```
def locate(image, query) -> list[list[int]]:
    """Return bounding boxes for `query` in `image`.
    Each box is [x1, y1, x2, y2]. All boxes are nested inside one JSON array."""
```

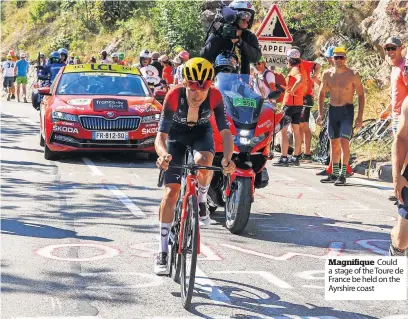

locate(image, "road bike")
[[157, 148, 227, 309]]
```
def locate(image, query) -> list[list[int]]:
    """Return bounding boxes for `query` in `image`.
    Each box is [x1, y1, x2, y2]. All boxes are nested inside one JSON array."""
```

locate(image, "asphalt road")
[[1, 98, 407, 319]]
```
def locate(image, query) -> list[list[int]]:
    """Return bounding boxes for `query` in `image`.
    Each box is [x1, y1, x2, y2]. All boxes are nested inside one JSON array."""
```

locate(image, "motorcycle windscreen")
[[214, 73, 263, 125]]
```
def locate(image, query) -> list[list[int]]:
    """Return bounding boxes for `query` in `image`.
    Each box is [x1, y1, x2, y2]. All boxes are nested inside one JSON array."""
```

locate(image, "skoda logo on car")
[[107, 112, 115, 118]]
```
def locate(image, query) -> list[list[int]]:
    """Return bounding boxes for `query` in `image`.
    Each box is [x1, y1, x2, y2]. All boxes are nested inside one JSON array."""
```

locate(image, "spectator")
[[159, 55, 173, 85], [14, 52, 30, 103], [172, 56, 182, 79], [100, 50, 110, 64], [89, 56, 97, 63], [252, 56, 276, 99], [151, 52, 163, 78], [174, 50, 189, 85], [2, 55, 16, 101]]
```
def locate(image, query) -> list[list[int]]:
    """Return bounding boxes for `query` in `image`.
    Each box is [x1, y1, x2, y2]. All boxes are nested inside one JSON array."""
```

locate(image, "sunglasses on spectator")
[[385, 46, 398, 51], [187, 80, 212, 91], [333, 56, 346, 60], [255, 62, 263, 66]]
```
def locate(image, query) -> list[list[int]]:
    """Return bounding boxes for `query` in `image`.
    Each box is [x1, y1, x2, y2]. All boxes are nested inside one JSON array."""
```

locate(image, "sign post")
[[255, 4, 293, 67]]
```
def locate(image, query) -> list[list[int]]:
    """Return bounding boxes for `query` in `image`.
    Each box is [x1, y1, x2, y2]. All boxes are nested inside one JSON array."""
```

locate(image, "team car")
[[38, 64, 162, 160]]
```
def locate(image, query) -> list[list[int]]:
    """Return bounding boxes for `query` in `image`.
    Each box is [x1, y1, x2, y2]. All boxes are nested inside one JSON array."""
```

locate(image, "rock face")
[[361, 0, 408, 46]]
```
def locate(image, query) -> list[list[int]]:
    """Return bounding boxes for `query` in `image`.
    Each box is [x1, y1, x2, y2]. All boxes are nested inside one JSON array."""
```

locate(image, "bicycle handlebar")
[[157, 163, 228, 188]]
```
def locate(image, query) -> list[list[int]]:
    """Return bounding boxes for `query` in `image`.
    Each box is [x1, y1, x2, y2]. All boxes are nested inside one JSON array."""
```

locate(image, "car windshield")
[[56, 72, 150, 96]]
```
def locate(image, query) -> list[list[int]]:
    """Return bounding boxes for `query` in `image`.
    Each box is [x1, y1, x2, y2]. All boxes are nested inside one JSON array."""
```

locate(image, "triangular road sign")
[[256, 4, 293, 43]]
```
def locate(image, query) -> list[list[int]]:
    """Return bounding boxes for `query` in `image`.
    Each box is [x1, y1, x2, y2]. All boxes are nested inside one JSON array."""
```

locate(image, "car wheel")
[[44, 144, 59, 161], [40, 131, 44, 147]]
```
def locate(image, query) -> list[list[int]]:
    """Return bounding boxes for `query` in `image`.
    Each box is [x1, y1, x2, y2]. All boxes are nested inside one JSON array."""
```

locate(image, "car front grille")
[[52, 133, 155, 149], [79, 116, 141, 131]]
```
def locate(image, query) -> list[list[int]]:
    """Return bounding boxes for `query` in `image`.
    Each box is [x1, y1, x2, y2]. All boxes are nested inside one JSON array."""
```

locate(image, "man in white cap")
[[317, 47, 365, 186]]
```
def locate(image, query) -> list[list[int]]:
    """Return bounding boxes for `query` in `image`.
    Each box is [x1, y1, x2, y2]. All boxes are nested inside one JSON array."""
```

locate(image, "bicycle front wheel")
[[180, 195, 199, 309]]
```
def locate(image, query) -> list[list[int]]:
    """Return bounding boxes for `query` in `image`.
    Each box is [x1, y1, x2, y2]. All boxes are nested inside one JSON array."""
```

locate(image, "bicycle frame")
[[178, 172, 200, 255]]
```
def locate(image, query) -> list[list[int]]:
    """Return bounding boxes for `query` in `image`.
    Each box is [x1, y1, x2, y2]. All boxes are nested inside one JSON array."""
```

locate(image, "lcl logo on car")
[[53, 126, 79, 134]]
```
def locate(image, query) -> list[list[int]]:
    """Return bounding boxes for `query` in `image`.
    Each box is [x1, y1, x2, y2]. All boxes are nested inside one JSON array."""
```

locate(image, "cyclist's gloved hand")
[[221, 157, 236, 175], [157, 154, 172, 171]]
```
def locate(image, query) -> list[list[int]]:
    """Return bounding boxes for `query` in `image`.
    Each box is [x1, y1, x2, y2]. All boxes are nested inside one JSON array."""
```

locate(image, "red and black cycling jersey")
[[158, 85, 229, 133]]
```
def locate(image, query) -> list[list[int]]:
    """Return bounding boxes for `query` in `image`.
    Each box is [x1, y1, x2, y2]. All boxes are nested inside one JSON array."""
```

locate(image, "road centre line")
[[105, 185, 145, 217], [82, 157, 104, 176], [195, 267, 231, 304]]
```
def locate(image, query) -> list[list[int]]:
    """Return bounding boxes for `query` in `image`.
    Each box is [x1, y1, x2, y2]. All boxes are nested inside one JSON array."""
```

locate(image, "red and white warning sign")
[[256, 4, 293, 42], [256, 4, 293, 66]]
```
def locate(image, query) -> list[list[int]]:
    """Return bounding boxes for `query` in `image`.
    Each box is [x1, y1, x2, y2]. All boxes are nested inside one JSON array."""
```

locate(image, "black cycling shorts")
[[284, 105, 302, 125], [300, 106, 311, 123], [164, 126, 215, 185], [328, 104, 354, 140], [397, 166, 408, 220]]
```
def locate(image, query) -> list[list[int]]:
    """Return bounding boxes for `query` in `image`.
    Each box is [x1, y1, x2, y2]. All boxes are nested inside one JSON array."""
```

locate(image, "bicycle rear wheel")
[[180, 194, 199, 309]]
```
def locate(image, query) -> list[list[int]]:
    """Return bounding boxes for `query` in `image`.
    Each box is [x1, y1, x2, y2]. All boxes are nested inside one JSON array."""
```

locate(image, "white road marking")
[[355, 239, 389, 255], [295, 270, 324, 280], [215, 271, 293, 289], [15, 317, 103, 319], [105, 185, 145, 217], [82, 157, 104, 176], [349, 177, 394, 190], [195, 267, 230, 304], [221, 242, 344, 261], [36, 243, 120, 262]]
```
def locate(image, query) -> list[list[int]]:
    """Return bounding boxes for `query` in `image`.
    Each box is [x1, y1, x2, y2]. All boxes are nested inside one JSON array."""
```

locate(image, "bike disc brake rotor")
[[226, 184, 238, 226]]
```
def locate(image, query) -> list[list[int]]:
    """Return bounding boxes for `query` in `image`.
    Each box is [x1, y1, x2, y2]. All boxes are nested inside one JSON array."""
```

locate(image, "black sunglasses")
[[255, 62, 263, 65], [385, 46, 398, 52], [333, 56, 345, 60]]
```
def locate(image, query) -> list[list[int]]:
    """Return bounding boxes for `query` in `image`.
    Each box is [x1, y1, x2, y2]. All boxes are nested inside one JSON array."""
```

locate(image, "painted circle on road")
[[344, 213, 396, 222], [36, 243, 120, 261]]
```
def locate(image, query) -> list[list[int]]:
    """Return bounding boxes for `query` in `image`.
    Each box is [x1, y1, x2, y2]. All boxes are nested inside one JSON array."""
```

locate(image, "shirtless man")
[[317, 47, 365, 186], [389, 96, 408, 256]]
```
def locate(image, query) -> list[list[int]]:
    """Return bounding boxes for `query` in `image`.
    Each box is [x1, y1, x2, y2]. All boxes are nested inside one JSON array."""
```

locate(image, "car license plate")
[[92, 132, 128, 140]]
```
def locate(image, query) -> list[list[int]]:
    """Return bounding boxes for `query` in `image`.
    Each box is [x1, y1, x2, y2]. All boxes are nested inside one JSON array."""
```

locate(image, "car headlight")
[[52, 111, 79, 122], [250, 132, 269, 147], [141, 114, 160, 123]]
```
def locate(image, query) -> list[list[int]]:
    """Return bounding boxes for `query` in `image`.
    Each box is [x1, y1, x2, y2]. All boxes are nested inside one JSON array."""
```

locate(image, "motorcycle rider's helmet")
[[214, 52, 239, 75], [50, 51, 60, 64], [178, 50, 190, 62], [229, 0, 255, 29], [139, 49, 151, 65], [58, 48, 68, 61], [183, 57, 214, 82]]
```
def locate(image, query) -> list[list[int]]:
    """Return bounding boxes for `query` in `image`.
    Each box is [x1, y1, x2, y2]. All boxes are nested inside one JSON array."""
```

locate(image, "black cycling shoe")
[[275, 156, 289, 167], [316, 169, 328, 176], [154, 252, 168, 275], [320, 175, 337, 183], [389, 243, 406, 256], [334, 176, 346, 186], [289, 155, 300, 166]]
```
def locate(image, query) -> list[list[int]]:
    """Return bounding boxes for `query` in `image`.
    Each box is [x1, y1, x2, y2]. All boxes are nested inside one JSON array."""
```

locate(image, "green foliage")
[[29, 0, 59, 23], [150, 0, 205, 55], [10, 0, 26, 9], [281, 1, 344, 34]]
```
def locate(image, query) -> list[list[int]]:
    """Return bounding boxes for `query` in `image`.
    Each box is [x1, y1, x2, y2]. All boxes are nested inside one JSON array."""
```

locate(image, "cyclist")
[[154, 58, 235, 275], [58, 48, 69, 65], [390, 96, 408, 256], [2, 55, 16, 101], [317, 47, 365, 186], [14, 52, 30, 103]]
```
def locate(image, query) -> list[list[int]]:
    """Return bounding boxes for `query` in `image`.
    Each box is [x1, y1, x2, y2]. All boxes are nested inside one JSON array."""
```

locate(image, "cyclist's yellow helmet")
[[183, 57, 214, 82]]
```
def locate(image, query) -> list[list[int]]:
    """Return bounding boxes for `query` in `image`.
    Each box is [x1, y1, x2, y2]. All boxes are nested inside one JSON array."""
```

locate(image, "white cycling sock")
[[198, 183, 210, 203], [158, 222, 171, 253]]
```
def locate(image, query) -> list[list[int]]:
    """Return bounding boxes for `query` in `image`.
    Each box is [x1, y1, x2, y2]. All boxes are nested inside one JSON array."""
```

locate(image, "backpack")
[[263, 69, 286, 103]]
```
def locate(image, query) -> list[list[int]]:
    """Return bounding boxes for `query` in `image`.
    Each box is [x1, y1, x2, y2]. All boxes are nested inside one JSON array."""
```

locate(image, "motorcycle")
[[32, 75, 51, 111], [209, 73, 290, 234]]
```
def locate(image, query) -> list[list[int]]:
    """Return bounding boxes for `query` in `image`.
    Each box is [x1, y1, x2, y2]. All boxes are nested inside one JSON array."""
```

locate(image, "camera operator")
[[200, 0, 261, 75]]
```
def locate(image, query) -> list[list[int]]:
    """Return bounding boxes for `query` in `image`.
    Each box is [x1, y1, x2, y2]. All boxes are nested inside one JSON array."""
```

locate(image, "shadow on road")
[[187, 277, 377, 318]]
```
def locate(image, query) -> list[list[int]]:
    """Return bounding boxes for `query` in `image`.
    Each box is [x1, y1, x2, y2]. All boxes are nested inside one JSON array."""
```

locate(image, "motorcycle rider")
[[58, 48, 69, 65], [45, 51, 66, 81], [201, 0, 261, 75], [154, 57, 235, 275], [135, 49, 152, 70]]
